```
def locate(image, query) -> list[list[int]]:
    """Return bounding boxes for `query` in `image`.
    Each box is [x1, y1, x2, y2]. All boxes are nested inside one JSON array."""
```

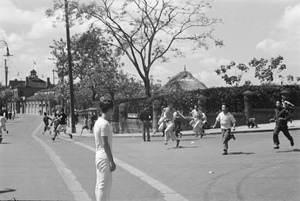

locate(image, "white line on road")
[[70, 140, 189, 201], [32, 124, 92, 201]]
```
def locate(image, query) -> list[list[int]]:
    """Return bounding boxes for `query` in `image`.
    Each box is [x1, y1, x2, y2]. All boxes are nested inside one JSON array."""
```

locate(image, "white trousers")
[[164, 120, 178, 143], [95, 158, 112, 201]]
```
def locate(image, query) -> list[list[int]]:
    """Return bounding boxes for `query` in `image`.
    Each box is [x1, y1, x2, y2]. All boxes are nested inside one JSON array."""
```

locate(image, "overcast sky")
[[0, 0, 299, 88]]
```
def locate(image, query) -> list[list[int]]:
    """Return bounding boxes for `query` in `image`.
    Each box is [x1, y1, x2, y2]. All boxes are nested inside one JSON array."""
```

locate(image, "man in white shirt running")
[[213, 103, 236, 155]]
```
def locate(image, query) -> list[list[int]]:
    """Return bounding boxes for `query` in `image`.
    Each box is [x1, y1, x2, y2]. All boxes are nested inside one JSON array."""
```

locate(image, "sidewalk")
[[71, 120, 300, 138]]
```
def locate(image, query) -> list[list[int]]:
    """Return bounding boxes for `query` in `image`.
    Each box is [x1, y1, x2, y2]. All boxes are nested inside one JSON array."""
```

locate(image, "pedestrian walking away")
[[161, 101, 185, 147], [270, 100, 295, 149], [94, 100, 116, 201], [139, 106, 153, 142], [52, 109, 72, 141], [213, 103, 236, 155], [42, 112, 52, 134]]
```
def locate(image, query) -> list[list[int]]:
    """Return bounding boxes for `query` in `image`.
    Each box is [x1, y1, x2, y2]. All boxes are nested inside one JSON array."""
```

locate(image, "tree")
[[215, 61, 249, 86], [49, 26, 144, 106], [249, 55, 286, 84], [47, 0, 223, 97]]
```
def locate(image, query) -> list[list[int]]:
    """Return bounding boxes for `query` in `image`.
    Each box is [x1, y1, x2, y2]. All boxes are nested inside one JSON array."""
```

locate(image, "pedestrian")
[[139, 106, 153, 142], [248, 118, 258, 128], [0, 112, 9, 143], [12, 110, 15, 120], [74, 112, 79, 125], [270, 100, 294, 149], [42, 112, 52, 134], [51, 113, 60, 138], [93, 100, 116, 201], [52, 109, 72, 141], [189, 105, 205, 138], [81, 115, 89, 135], [212, 103, 236, 155], [90, 112, 98, 133], [161, 101, 184, 147], [155, 105, 167, 137]]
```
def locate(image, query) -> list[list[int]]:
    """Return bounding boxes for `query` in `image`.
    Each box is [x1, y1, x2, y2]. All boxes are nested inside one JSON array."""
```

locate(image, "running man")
[[270, 100, 294, 149], [52, 109, 72, 141], [161, 101, 184, 147], [212, 103, 236, 155], [42, 112, 52, 134]]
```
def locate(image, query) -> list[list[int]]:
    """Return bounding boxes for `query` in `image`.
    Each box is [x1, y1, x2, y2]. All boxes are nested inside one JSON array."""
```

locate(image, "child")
[[94, 100, 116, 201]]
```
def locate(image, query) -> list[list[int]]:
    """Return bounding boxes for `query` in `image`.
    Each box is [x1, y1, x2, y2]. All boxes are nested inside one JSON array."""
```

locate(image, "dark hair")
[[100, 100, 114, 113], [221, 103, 228, 108], [44, 112, 47, 116]]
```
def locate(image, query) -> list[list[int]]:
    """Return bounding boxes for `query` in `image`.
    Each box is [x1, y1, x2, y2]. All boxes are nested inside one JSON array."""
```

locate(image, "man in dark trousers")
[[52, 108, 72, 141], [270, 100, 294, 149], [139, 106, 153, 142]]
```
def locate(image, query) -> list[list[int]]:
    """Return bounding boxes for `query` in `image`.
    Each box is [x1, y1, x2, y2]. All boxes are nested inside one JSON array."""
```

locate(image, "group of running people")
[[42, 108, 73, 141]]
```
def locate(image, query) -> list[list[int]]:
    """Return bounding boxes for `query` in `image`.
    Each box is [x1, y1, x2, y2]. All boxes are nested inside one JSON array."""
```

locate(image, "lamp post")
[[0, 40, 13, 87], [64, 0, 76, 133]]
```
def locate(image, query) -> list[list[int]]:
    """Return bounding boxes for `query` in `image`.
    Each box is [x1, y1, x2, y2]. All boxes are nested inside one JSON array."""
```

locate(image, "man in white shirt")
[[213, 104, 236, 155], [94, 100, 116, 201]]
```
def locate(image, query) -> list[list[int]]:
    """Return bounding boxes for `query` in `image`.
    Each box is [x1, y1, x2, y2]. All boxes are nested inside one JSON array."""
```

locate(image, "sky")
[[0, 0, 299, 88]]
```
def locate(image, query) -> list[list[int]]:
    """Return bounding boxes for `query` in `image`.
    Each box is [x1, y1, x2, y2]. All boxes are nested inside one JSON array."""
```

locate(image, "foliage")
[[49, 26, 144, 109], [47, 0, 223, 97], [215, 61, 249, 86], [123, 85, 300, 114], [249, 55, 286, 84]]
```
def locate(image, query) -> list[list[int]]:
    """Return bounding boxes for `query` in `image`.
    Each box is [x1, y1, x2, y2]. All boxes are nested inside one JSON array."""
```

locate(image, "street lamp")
[[0, 40, 13, 87]]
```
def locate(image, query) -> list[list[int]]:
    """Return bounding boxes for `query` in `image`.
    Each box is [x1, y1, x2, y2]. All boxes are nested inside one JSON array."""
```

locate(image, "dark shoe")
[[176, 139, 180, 147], [147, 139, 151, 142], [274, 146, 279, 149], [69, 134, 73, 139], [6, 130, 8, 134], [51, 137, 55, 141], [222, 151, 228, 155], [291, 140, 294, 146]]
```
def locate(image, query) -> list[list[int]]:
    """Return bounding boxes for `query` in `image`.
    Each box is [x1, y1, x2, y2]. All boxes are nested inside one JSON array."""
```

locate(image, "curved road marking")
[[32, 123, 92, 201], [70, 140, 189, 201]]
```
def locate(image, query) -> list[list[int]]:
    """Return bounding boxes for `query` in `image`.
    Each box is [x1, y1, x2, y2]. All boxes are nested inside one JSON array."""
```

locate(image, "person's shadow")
[[229, 152, 255, 155], [277, 148, 300, 153], [0, 188, 16, 194]]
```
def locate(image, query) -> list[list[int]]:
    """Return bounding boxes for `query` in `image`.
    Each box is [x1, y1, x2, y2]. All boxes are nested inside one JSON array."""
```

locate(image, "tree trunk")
[[144, 78, 151, 97]]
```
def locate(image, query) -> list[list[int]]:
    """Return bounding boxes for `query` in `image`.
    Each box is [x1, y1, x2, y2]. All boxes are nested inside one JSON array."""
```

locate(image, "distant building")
[[155, 70, 207, 95], [9, 69, 55, 114]]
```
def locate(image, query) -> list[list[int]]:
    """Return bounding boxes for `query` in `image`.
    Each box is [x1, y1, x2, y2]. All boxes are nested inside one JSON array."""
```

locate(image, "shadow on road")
[[0, 188, 16, 194], [0, 142, 11, 144], [168, 146, 199, 150], [229, 152, 255, 155], [276, 148, 300, 153]]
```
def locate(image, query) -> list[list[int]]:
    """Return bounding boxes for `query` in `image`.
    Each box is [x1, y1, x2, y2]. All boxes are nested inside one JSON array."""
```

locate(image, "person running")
[[0, 112, 8, 143], [42, 112, 52, 134], [51, 113, 60, 138], [94, 100, 116, 201], [52, 109, 72, 141], [161, 101, 184, 147], [81, 115, 89, 135], [189, 105, 205, 138], [139, 106, 153, 142], [212, 103, 236, 155], [270, 100, 294, 149]]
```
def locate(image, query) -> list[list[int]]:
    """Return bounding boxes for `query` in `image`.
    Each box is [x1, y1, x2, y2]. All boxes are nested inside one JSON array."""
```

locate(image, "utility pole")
[[64, 0, 76, 133]]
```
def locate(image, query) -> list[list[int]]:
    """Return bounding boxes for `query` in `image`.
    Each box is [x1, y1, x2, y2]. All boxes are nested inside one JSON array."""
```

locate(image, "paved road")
[[0, 115, 299, 201]]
